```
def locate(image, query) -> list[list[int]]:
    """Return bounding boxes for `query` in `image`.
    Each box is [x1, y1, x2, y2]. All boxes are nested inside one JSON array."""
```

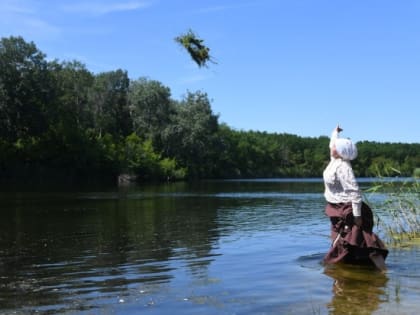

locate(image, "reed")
[[367, 170, 420, 247]]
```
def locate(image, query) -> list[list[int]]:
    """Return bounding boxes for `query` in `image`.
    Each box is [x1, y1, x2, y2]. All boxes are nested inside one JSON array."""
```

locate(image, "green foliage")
[[96, 133, 120, 170], [159, 158, 187, 181], [414, 168, 420, 178], [213, 127, 330, 178], [368, 175, 420, 247], [175, 29, 216, 68], [121, 133, 186, 181], [1, 35, 420, 184], [123, 134, 159, 177], [89, 69, 131, 137], [162, 91, 220, 178], [49, 60, 94, 132], [0, 36, 50, 141], [128, 77, 174, 150], [355, 141, 420, 177]]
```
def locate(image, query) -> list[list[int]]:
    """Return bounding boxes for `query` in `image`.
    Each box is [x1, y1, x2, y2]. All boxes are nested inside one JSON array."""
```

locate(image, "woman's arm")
[[329, 125, 342, 150], [337, 161, 362, 217]]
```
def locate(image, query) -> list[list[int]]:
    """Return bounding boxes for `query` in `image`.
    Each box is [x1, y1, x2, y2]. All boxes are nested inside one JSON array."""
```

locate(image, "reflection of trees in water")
[[0, 192, 221, 312], [0, 179, 332, 313], [324, 264, 389, 315]]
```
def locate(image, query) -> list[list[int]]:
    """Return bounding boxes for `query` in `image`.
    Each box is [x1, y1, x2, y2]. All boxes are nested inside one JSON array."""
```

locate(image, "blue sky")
[[1, 0, 419, 143]]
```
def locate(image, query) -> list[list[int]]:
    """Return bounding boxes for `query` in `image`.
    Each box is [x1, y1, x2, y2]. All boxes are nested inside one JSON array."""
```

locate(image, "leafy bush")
[[159, 158, 187, 181], [121, 133, 186, 181]]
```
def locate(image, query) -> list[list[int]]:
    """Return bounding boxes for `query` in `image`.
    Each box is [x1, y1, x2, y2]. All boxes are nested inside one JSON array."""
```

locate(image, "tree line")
[[1, 36, 419, 184]]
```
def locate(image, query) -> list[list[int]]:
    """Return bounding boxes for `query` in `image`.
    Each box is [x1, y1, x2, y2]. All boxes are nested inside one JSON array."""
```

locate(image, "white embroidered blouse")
[[323, 129, 362, 216]]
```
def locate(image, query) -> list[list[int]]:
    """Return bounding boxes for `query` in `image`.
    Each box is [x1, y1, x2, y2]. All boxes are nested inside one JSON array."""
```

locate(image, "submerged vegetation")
[[1, 35, 420, 184]]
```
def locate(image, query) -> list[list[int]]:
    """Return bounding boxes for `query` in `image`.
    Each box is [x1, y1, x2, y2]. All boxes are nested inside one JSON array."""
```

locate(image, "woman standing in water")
[[323, 125, 388, 270]]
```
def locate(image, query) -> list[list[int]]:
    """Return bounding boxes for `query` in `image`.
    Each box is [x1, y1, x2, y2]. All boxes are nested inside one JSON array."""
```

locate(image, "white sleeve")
[[329, 129, 339, 150], [337, 162, 362, 216], [352, 201, 362, 217]]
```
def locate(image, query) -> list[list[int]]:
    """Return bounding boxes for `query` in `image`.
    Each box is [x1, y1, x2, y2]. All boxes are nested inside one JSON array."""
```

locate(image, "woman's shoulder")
[[336, 159, 353, 170]]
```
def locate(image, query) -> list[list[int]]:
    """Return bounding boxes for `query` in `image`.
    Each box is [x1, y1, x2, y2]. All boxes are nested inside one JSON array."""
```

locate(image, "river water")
[[0, 179, 419, 314]]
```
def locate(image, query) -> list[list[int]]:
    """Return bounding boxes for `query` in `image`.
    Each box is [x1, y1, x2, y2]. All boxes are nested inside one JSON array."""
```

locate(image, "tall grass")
[[367, 170, 420, 247]]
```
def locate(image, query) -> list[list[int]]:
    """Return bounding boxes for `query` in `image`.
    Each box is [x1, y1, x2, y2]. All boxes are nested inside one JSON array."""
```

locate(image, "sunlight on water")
[[0, 179, 419, 314]]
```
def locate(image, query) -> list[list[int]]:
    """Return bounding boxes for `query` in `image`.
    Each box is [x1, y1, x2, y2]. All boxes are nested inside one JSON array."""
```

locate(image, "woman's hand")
[[354, 216, 363, 227]]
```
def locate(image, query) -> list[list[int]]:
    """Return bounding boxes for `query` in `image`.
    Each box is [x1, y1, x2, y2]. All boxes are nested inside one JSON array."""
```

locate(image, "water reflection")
[[0, 190, 223, 313], [1, 179, 419, 314], [324, 264, 388, 315]]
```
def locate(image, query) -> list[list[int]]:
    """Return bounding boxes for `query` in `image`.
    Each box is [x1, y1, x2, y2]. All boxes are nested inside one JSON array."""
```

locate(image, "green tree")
[[163, 91, 219, 178], [89, 70, 132, 138], [128, 78, 174, 149], [48, 60, 94, 132], [121, 133, 186, 181], [0, 36, 49, 142]]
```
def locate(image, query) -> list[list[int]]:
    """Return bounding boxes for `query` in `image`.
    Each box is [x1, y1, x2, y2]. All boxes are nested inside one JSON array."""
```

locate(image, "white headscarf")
[[335, 138, 358, 161]]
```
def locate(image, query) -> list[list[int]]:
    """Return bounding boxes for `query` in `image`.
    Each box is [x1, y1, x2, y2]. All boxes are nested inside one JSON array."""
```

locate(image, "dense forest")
[[1, 36, 420, 184]]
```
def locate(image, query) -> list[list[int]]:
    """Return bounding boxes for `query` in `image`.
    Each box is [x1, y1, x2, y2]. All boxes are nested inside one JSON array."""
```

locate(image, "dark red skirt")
[[324, 202, 388, 265]]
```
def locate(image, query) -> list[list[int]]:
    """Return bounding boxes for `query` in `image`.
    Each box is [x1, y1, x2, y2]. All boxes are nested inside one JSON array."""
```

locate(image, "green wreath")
[[175, 29, 216, 68]]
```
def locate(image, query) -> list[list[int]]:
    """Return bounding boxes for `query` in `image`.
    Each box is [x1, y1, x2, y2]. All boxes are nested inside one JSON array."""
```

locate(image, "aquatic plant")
[[367, 169, 420, 247]]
